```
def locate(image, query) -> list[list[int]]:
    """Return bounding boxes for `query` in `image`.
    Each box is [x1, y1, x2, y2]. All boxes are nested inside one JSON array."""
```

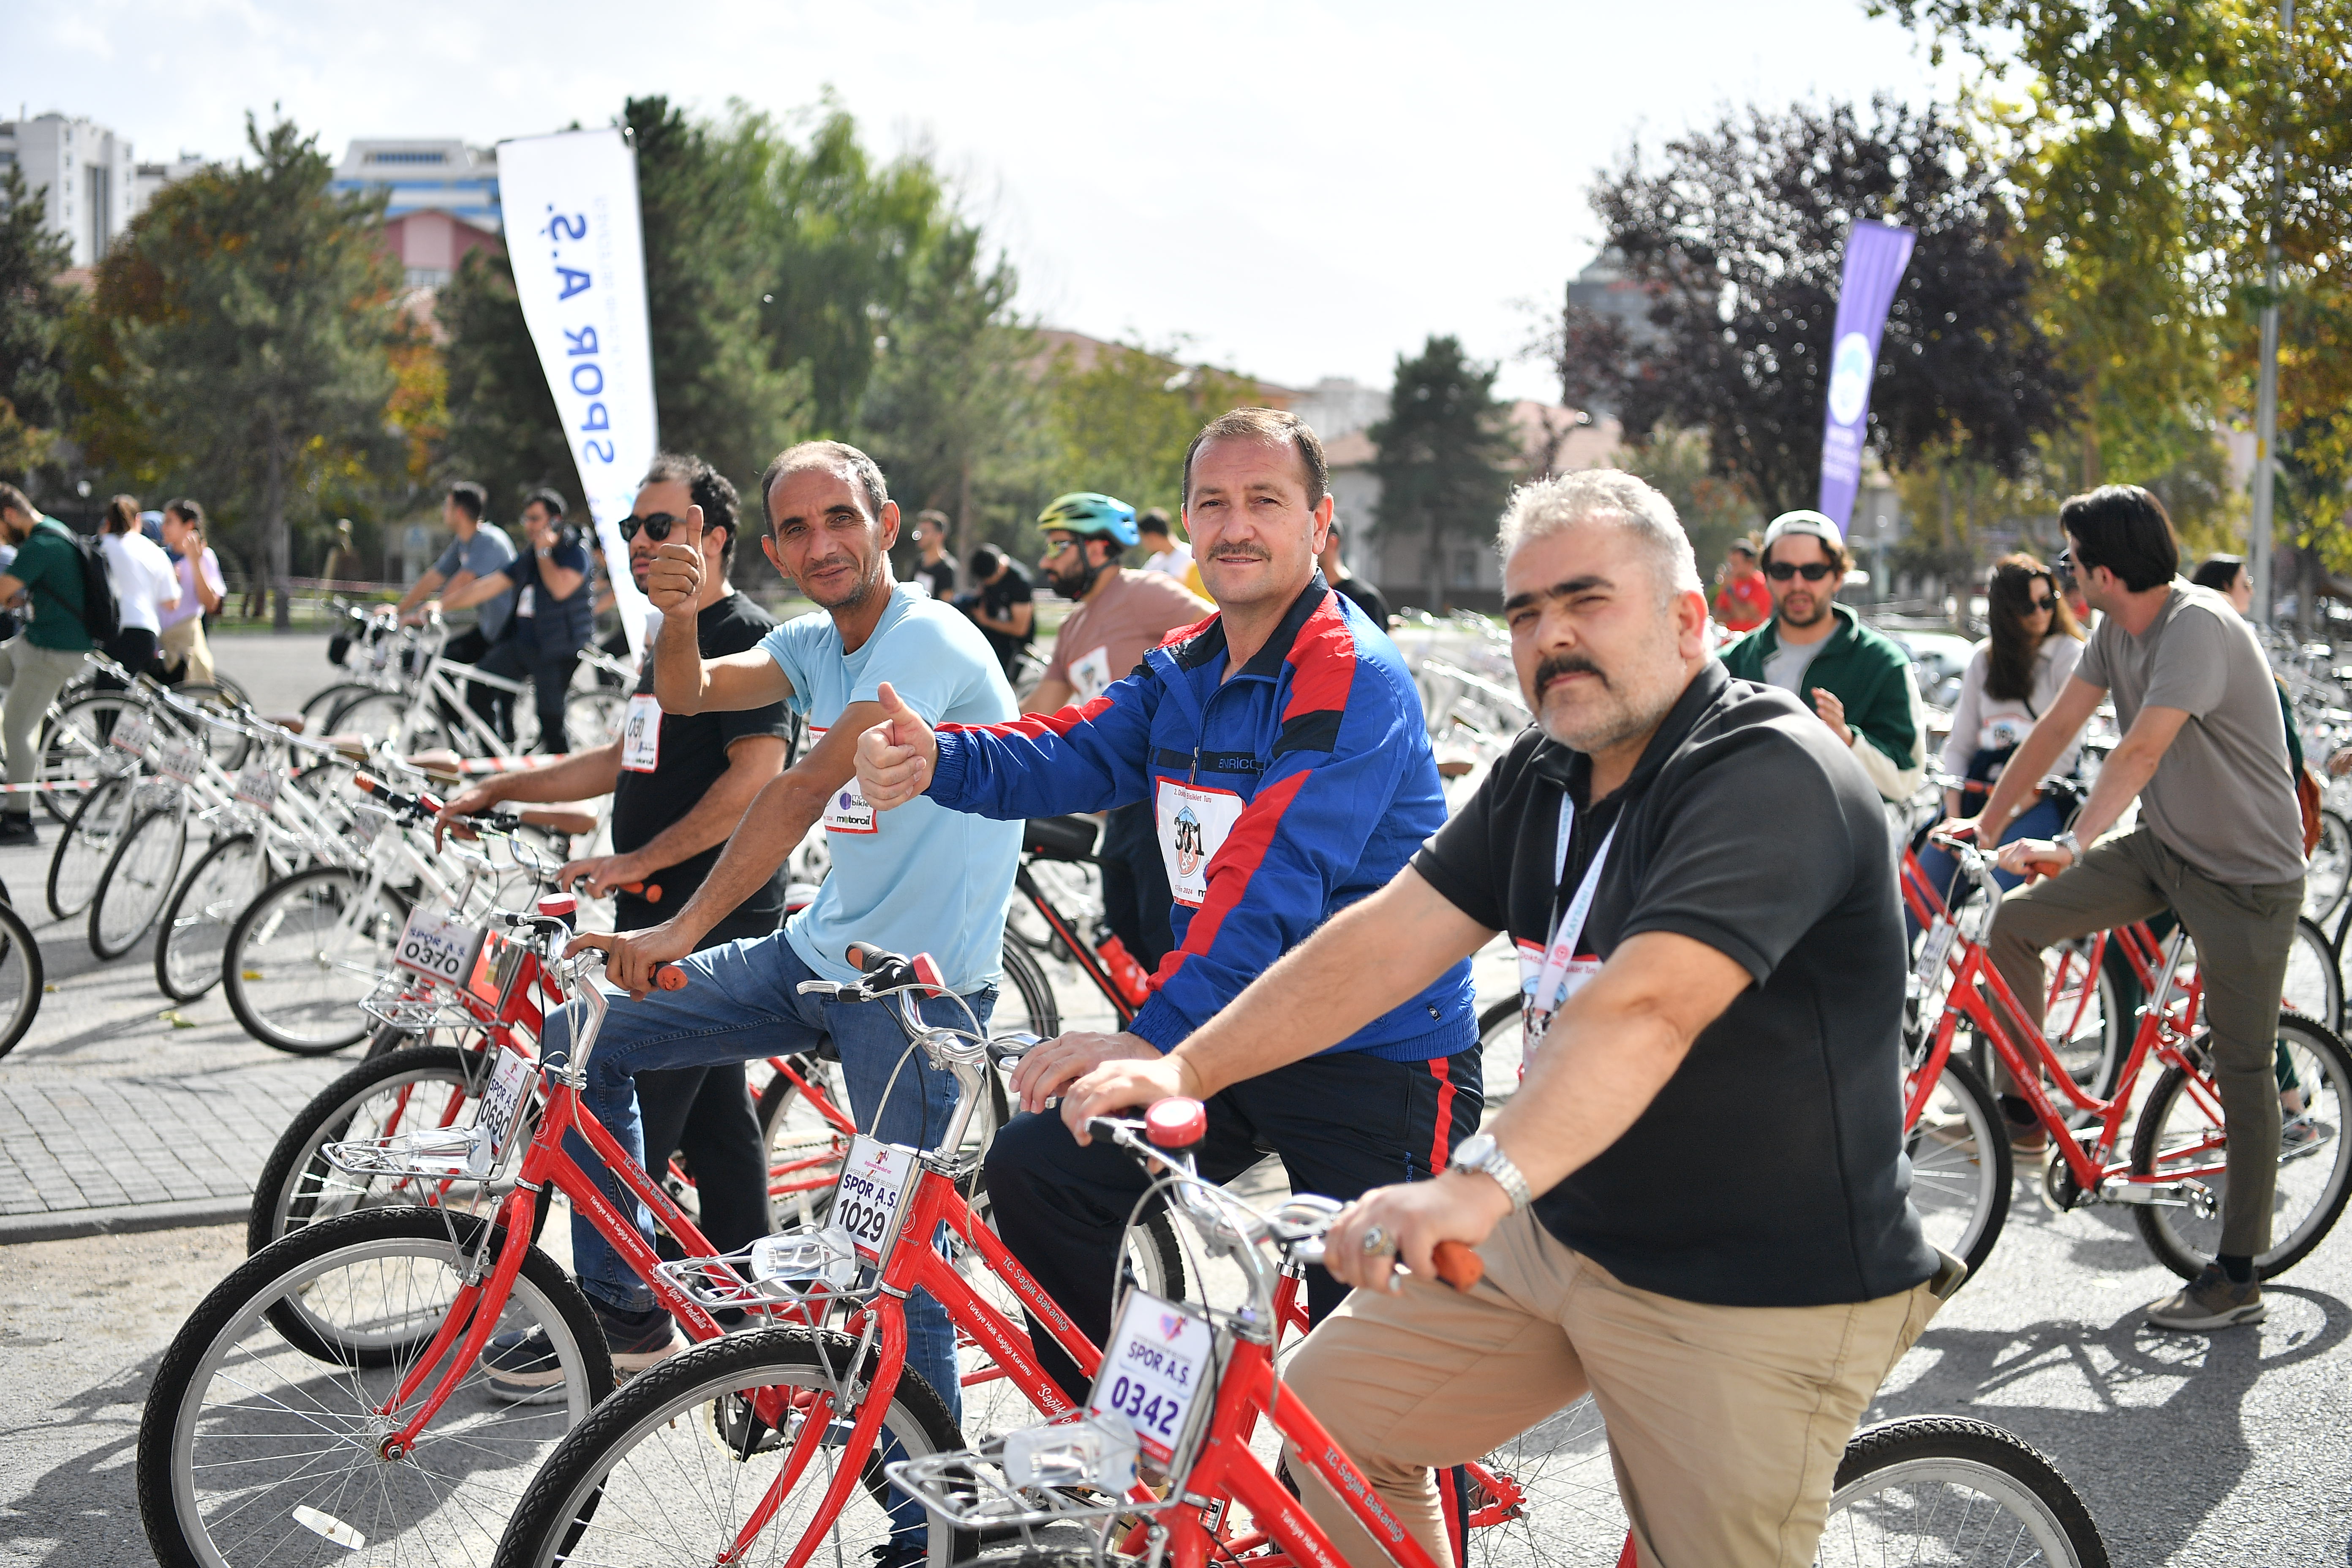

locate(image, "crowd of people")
[[0, 401, 2313, 1564]]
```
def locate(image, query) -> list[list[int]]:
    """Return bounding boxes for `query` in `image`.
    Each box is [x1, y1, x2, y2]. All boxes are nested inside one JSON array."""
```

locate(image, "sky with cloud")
[[6, 0, 1979, 400]]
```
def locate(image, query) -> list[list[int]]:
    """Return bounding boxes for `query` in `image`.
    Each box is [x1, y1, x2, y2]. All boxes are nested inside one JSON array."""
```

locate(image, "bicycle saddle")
[[1023, 815, 1100, 861]]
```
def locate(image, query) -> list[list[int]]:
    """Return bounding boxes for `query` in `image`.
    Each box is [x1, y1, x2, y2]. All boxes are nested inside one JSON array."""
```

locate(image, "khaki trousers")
[[161, 616, 215, 686], [0, 637, 89, 794], [1282, 1212, 1942, 1568], [1987, 824, 2300, 1258]]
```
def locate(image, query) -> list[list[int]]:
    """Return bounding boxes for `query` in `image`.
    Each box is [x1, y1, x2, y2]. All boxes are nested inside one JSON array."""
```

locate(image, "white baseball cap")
[[1762, 510, 1845, 557]]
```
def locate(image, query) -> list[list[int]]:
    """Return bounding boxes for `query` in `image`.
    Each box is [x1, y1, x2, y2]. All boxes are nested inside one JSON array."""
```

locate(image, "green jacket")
[[1721, 603, 1924, 802]]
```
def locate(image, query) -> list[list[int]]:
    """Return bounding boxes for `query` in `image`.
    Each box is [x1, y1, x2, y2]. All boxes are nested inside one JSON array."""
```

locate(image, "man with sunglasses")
[[1026, 491, 1212, 970], [1721, 510, 1925, 804]]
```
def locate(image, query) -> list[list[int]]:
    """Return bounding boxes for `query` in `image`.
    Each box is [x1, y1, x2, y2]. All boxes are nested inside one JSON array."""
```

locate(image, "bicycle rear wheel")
[[1816, 1414, 2110, 1566], [1000, 936, 1060, 1038], [35, 691, 133, 824], [2283, 915, 2340, 1030], [155, 832, 263, 1001], [2306, 807, 2350, 920], [1462, 1392, 1625, 1566], [137, 1206, 608, 1568], [88, 805, 188, 959], [223, 865, 408, 1054], [756, 1051, 854, 1229], [2130, 1010, 2352, 1281], [0, 899, 44, 1062], [46, 772, 136, 919], [490, 1327, 960, 1568], [1902, 1054, 2010, 1282]]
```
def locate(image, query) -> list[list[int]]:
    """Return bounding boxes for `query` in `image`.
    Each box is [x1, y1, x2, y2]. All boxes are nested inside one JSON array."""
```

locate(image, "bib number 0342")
[[830, 1134, 919, 1263], [1089, 1289, 1216, 1468]]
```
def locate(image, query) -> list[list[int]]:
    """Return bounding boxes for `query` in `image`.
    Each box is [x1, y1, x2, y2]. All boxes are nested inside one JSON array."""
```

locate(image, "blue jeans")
[[542, 931, 994, 1427], [1908, 795, 2067, 940]]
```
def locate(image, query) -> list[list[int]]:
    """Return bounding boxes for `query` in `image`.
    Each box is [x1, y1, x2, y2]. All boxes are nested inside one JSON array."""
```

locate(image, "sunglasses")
[[618, 512, 682, 542], [2028, 596, 2057, 612], [1765, 561, 1838, 582]]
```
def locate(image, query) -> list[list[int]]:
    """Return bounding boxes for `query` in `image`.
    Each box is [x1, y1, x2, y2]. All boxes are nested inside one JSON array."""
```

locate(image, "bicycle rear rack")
[[654, 1226, 864, 1314], [891, 1425, 1171, 1534], [319, 1126, 482, 1182]]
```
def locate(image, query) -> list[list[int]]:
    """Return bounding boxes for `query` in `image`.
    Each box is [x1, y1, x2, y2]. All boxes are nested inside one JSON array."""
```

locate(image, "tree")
[[1592, 97, 2072, 517], [1369, 336, 1516, 610], [1033, 339, 1257, 516], [0, 166, 74, 483], [78, 116, 406, 626]]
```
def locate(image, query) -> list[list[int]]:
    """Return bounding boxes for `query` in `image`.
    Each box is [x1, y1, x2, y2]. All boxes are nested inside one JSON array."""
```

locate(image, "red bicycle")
[[1902, 833, 2352, 1283]]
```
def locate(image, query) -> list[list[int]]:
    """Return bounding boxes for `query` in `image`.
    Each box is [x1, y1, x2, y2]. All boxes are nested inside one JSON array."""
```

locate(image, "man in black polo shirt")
[[437, 452, 792, 1378], [1062, 468, 1951, 1567]]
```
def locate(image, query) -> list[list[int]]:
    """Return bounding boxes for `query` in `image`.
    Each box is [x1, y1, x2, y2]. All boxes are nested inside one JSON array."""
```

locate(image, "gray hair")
[[1495, 470, 1701, 605], [759, 440, 889, 529]]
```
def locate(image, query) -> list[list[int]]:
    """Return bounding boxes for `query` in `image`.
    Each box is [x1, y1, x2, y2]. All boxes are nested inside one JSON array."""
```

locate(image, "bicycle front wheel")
[[223, 865, 408, 1054], [1901, 1054, 2011, 1282], [491, 1327, 960, 1568], [155, 832, 263, 1001], [137, 1206, 610, 1568], [46, 772, 136, 920], [2130, 1010, 2352, 1281], [1816, 1414, 2110, 1566], [89, 805, 188, 959], [247, 1043, 541, 1254], [0, 898, 44, 1062]]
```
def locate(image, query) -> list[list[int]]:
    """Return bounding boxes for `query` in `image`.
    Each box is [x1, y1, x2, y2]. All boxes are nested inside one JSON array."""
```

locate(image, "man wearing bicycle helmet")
[[855, 408, 1478, 1410], [1029, 492, 1212, 969], [1056, 469, 1951, 1568]]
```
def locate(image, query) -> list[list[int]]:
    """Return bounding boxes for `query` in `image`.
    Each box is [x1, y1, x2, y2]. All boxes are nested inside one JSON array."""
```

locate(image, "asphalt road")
[[0, 633, 2346, 1565]]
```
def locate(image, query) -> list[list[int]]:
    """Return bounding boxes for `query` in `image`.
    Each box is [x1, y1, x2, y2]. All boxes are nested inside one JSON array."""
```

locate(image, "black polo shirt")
[[1411, 661, 1936, 1307]]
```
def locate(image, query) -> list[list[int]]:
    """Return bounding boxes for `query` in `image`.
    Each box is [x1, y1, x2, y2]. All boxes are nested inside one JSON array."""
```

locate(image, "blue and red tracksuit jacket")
[[930, 575, 1475, 1061]]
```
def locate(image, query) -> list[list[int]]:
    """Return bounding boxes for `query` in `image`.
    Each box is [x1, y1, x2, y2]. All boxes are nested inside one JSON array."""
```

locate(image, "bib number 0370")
[[393, 906, 489, 986], [830, 1134, 919, 1263]]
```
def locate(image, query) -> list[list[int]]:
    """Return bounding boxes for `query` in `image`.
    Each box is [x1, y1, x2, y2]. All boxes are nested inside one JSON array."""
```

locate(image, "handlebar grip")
[[653, 964, 689, 991], [1431, 1241, 1484, 1292], [618, 882, 662, 903], [845, 941, 891, 973]]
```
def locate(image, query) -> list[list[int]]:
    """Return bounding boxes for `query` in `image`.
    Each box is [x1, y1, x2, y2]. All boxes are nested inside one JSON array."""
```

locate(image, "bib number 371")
[[830, 1134, 918, 1262]]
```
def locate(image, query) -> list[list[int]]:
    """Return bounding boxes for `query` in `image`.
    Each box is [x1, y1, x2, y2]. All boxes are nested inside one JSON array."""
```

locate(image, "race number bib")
[[393, 906, 488, 986], [110, 714, 152, 756], [808, 727, 876, 833], [620, 694, 662, 773], [1089, 1290, 1215, 1467], [1154, 779, 1244, 908], [1068, 644, 1115, 704], [232, 764, 281, 810], [514, 585, 536, 618], [467, 1048, 536, 1177], [831, 1134, 919, 1262], [158, 739, 204, 783]]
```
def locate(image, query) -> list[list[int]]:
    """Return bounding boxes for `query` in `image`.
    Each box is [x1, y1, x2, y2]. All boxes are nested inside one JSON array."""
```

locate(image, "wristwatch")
[[2053, 828, 2083, 860], [1448, 1133, 1533, 1211]]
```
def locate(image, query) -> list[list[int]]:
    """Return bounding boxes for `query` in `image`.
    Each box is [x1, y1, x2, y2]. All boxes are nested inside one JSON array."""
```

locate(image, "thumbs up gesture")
[[856, 681, 938, 811], [645, 509, 705, 618]]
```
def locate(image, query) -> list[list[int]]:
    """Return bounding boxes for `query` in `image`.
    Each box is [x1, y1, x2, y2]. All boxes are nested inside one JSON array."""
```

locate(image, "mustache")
[[1209, 543, 1271, 561], [1535, 652, 1610, 693]]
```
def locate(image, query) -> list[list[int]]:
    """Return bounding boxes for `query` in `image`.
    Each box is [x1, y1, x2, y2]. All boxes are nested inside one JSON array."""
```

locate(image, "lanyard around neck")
[[1534, 790, 1617, 1018]]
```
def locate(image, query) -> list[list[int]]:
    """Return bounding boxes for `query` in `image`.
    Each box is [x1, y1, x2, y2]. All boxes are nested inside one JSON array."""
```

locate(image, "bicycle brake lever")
[[795, 980, 849, 999]]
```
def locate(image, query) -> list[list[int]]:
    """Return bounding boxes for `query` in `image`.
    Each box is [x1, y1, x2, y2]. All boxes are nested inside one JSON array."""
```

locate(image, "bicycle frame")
[[1017, 861, 1141, 1025], [1908, 920, 2223, 1199]]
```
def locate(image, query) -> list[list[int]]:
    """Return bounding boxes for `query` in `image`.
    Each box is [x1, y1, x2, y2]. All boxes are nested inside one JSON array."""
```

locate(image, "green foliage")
[[1036, 339, 1258, 517], [0, 166, 74, 482], [75, 116, 407, 626], [1591, 97, 2071, 519], [437, 246, 576, 517], [1614, 424, 1764, 574], [1370, 336, 1516, 608]]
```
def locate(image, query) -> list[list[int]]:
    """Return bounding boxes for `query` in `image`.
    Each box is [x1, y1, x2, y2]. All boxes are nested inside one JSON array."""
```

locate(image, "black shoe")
[[0, 816, 37, 847]]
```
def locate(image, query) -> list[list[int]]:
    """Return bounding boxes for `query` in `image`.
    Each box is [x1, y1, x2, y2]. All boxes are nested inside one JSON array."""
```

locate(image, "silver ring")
[[1360, 1225, 1395, 1257]]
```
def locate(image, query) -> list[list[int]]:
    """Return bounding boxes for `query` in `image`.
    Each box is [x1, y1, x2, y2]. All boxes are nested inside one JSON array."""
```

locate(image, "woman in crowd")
[[98, 495, 180, 684], [1913, 552, 2086, 923]]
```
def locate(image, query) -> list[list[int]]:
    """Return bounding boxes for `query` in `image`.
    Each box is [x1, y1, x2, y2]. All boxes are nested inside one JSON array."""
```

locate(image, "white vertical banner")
[[495, 128, 658, 657]]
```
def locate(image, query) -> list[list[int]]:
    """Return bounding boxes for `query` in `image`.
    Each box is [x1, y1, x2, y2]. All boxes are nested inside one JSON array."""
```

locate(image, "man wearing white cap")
[[1721, 510, 1925, 803]]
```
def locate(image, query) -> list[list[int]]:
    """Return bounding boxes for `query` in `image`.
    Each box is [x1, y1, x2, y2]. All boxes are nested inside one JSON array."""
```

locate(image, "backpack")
[[68, 528, 123, 645]]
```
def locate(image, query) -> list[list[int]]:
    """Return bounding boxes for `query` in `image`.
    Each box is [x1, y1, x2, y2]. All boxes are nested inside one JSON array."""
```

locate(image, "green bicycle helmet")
[[1037, 492, 1139, 547]]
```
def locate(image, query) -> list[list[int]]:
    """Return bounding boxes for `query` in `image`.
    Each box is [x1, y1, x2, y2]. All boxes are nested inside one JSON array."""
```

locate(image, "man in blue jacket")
[[856, 406, 1479, 1400]]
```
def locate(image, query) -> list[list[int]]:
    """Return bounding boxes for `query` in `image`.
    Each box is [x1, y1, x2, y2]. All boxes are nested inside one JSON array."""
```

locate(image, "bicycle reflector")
[[911, 953, 946, 995], [1147, 1097, 1209, 1150], [535, 893, 578, 922]]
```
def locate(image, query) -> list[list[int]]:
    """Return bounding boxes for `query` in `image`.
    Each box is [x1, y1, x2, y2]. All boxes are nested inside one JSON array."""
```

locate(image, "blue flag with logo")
[[1816, 220, 1916, 528]]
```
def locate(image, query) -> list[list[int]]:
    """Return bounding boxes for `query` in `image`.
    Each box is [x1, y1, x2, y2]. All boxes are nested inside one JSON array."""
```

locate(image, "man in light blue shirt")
[[493, 444, 1017, 1523]]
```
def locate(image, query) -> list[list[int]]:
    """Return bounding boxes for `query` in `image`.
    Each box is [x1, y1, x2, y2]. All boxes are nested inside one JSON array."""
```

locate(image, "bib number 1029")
[[830, 1134, 918, 1263]]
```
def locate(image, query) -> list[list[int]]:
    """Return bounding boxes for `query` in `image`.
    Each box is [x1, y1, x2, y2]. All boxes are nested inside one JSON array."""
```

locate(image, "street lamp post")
[[2248, 0, 2293, 628]]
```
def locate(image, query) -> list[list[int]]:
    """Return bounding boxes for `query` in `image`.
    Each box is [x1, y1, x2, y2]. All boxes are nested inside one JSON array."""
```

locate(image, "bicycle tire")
[[489, 1326, 961, 1568], [1903, 1053, 2011, 1282], [2306, 807, 2351, 921], [222, 864, 408, 1054], [45, 771, 136, 920], [561, 686, 628, 749], [756, 1051, 855, 1228], [35, 690, 136, 825], [246, 1042, 550, 1254], [1477, 996, 1522, 1102], [138, 1206, 610, 1568], [327, 687, 429, 749], [2130, 1010, 2352, 1281], [299, 678, 386, 736], [170, 683, 253, 769], [1818, 1414, 2110, 1566], [153, 831, 261, 1002], [2284, 914, 2340, 1031], [1001, 934, 1062, 1039], [0, 899, 44, 1062], [87, 805, 188, 960]]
